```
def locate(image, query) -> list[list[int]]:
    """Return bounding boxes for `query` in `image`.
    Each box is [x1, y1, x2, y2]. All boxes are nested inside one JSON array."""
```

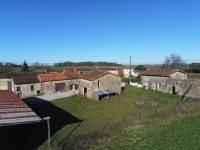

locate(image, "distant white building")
[[123, 66, 138, 78]]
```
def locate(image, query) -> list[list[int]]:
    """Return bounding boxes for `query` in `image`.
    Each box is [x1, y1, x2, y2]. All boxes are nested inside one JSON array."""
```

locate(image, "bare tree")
[[163, 54, 185, 69]]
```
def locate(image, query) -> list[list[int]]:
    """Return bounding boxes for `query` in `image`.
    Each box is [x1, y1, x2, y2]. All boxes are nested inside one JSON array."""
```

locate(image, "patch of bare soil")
[[134, 98, 167, 109]]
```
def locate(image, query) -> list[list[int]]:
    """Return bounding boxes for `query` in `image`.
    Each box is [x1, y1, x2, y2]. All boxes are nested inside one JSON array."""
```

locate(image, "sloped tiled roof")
[[38, 73, 68, 82], [64, 71, 81, 79], [141, 69, 186, 77], [14, 76, 40, 84], [0, 72, 42, 79], [0, 90, 41, 126], [79, 70, 120, 81], [0, 72, 41, 84], [75, 68, 91, 71]]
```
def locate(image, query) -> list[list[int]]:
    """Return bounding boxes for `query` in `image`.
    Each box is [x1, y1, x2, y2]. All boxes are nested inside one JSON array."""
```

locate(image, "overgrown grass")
[[88, 112, 200, 150], [66, 98, 200, 150], [34, 85, 181, 149]]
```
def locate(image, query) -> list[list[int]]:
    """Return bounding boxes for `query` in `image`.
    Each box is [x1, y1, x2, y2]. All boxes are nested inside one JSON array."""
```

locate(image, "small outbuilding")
[[79, 70, 121, 100]]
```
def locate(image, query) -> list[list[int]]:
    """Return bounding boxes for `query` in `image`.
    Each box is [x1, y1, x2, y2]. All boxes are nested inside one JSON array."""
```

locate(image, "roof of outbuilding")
[[79, 70, 120, 81], [13, 76, 40, 84], [0, 90, 41, 126], [64, 71, 81, 79], [38, 73, 68, 82], [0, 72, 41, 84], [0, 72, 42, 79], [141, 69, 187, 77]]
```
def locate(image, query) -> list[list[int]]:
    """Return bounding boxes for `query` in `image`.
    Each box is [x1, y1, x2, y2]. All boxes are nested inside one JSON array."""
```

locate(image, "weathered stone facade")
[[142, 76, 200, 99], [15, 83, 41, 98], [79, 74, 121, 99], [41, 79, 79, 95], [0, 79, 14, 91]]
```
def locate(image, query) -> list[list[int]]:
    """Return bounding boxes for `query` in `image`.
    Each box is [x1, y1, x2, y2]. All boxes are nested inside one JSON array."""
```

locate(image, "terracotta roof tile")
[[64, 71, 81, 79], [141, 69, 186, 76], [38, 73, 68, 82], [79, 70, 121, 81], [0, 72, 41, 84], [79, 70, 109, 81]]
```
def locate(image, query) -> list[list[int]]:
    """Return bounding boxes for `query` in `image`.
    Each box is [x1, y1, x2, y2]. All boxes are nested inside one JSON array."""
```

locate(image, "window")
[[7, 81, 12, 90], [55, 83, 66, 92], [31, 85, 34, 91], [98, 80, 100, 88], [17, 87, 21, 92], [75, 84, 78, 90], [69, 84, 75, 90]]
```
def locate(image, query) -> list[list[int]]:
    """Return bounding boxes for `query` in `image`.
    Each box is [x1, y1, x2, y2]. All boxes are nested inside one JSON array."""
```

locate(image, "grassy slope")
[[92, 113, 200, 150], [38, 85, 181, 149]]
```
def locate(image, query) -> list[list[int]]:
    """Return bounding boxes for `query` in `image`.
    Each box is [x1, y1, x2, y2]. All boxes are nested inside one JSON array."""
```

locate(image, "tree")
[[163, 54, 186, 69], [21, 60, 29, 71], [134, 65, 147, 73]]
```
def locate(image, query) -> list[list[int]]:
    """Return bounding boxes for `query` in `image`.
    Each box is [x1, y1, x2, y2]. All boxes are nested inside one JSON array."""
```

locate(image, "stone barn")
[[79, 70, 121, 101], [141, 69, 187, 93]]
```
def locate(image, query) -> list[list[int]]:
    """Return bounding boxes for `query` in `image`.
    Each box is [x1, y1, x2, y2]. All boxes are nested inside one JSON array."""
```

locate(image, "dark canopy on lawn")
[[93, 89, 116, 101]]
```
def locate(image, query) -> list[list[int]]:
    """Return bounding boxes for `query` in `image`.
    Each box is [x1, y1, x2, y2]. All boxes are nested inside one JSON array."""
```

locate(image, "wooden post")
[[47, 119, 51, 150], [42, 117, 51, 150], [140, 112, 142, 118]]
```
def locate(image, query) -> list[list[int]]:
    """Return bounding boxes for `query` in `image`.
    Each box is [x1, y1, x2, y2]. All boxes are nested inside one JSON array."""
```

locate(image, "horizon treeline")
[[54, 61, 122, 67]]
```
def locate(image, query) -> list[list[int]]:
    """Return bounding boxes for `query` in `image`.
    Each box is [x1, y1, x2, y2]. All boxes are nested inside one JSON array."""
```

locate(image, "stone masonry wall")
[[144, 76, 200, 99]]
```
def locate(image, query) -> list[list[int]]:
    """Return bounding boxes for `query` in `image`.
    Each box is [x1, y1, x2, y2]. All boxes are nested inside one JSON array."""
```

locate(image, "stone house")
[[0, 72, 42, 99], [141, 69, 187, 92], [0, 70, 122, 101], [38, 72, 80, 95], [79, 70, 121, 101]]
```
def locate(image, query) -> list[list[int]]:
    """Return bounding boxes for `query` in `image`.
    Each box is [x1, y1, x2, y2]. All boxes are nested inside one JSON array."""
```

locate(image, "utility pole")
[[130, 56, 132, 83]]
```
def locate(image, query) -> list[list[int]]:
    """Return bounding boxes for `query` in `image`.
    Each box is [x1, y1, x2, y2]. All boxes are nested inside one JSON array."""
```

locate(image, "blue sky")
[[0, 0, 200, 66]]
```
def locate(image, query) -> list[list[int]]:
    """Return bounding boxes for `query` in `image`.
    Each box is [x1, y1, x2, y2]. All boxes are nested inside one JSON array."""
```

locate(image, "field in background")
[[11, 66, 123, 73]]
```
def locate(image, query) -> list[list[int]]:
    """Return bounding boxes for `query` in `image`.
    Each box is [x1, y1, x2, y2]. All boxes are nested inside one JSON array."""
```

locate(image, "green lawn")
[[31, 85, 182, 149], [90, 113, 200, 150]]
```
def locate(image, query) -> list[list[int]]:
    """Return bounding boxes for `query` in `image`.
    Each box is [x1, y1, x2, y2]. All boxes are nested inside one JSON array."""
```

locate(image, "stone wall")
[[142, 76, 200, 99], [170, 72, 187, 79], [0, 79, 14, 91], [41, 79, 79, 95], [15, 83, 41, 98], [79, 74, 121, 99]]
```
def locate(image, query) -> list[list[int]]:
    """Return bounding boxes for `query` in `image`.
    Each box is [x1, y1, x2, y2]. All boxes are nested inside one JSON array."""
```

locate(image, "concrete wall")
[[23, 90, 79, 104], [142, 76, 200, 99], [79, 74, 121, 99]]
